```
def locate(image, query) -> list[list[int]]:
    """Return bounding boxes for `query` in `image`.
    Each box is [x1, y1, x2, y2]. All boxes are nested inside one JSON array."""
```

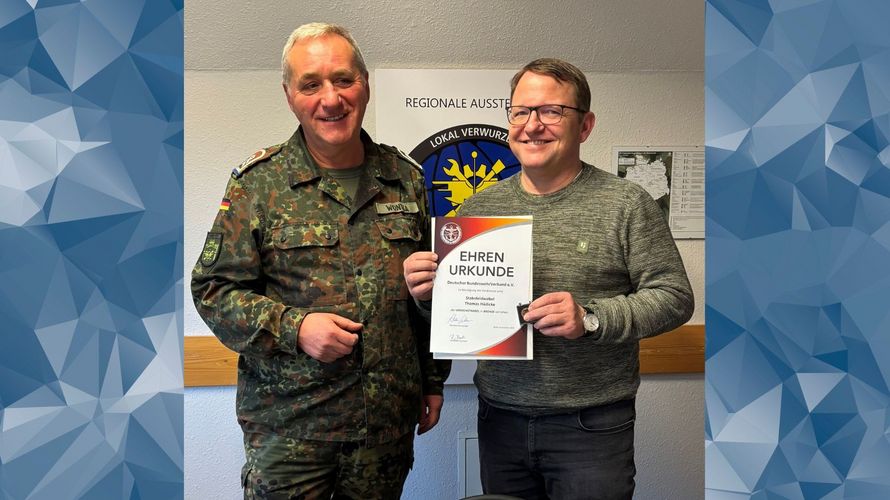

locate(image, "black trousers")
[[477, 397, 636, 500]]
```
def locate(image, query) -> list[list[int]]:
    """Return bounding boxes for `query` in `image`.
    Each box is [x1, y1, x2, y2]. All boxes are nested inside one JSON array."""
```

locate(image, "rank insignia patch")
[[231, 144, 282, 178], [200, 232, 223, 267]]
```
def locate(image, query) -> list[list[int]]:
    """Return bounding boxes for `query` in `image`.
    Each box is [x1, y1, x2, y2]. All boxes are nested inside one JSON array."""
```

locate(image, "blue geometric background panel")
[[0, 1, 183, 499], [706, 0, 890, 498]]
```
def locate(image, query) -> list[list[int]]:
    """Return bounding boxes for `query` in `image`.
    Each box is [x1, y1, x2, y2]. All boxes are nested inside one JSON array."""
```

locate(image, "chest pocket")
[[374, 216, 422, 301], [270, 223, 345, 307]]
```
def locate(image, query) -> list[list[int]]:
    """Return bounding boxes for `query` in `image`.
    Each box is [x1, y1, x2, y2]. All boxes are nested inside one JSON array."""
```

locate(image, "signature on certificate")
[[448, 314, 471, 327]]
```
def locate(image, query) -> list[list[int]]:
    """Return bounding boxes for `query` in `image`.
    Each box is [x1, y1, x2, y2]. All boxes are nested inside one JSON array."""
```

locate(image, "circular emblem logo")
[[440, 221, 462, 245], [409, 124, 520, 217]]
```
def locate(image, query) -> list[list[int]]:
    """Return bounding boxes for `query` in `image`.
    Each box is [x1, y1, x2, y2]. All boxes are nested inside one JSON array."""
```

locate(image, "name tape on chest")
[[375, 201, 420, 215]]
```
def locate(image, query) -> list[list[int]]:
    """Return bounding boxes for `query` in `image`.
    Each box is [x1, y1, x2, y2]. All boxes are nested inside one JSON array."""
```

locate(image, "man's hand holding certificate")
[[428, 216, 533, 359]]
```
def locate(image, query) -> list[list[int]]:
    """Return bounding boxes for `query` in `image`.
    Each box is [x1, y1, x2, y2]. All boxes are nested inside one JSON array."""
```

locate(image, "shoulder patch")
[[200, 232, 223, 267], [231, 144, 282, 179], [380, 143, 423, 173]]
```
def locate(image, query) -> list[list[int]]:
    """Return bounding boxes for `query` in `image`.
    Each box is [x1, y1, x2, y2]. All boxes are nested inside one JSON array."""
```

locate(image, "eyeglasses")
[[506, 104, 587, 125]]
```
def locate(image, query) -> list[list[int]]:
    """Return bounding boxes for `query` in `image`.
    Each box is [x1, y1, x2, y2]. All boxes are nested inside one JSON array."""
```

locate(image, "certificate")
[[430, 216, 533, 359]]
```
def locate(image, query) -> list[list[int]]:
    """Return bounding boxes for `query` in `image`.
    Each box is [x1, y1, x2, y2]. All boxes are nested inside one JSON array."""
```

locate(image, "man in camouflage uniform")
[[191, 22, 450, 500]]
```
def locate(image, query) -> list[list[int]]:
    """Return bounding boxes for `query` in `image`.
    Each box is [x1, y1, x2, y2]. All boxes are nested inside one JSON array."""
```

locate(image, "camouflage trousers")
[[241, 431, 414, 500]]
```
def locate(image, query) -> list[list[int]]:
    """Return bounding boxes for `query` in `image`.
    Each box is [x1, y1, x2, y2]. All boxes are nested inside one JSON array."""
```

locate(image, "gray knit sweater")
[[460, 163, 693, 414]]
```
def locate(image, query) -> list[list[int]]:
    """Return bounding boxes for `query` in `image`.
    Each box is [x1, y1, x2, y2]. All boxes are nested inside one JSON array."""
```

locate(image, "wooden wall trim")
[[185, 335, 240, 387], [185, 324, 704, 387], [638, 324, 704, 374]]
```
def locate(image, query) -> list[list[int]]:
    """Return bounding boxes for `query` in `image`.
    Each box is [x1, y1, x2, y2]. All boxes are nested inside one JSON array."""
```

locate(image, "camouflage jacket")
[[191, 128, 450, 445]]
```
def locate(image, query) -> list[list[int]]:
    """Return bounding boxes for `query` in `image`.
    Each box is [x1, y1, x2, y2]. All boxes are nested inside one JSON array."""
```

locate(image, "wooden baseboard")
[[184, 324, 704, 387]]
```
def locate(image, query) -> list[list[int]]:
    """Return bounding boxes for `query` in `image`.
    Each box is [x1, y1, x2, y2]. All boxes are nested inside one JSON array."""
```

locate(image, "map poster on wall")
[[611, 146, 704, 239]]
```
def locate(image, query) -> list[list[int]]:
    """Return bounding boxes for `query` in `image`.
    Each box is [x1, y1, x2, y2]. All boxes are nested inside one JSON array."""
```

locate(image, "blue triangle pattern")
[[707, 0, 890, 497], [0, 2, 183, 499]]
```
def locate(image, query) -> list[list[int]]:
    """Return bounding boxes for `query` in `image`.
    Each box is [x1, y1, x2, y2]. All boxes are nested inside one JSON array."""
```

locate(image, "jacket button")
[[279, 235, 286, 242], [356, 269, 363, 276]]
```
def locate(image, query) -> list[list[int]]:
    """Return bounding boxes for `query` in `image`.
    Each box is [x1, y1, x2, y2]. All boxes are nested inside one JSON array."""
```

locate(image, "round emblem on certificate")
[[440, 221, 462, 245]]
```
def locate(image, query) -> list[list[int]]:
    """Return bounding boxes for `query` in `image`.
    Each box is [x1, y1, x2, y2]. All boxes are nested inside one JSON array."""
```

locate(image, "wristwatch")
[[581, 306, 600, 338]]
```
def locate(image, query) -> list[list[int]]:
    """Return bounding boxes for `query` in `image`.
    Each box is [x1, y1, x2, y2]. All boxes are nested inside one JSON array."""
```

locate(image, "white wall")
[[185, 2, 704, 498]]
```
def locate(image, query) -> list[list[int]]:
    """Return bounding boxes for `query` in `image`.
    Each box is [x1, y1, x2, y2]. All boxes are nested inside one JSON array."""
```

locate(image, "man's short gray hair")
[[281, 22, 367, 86]]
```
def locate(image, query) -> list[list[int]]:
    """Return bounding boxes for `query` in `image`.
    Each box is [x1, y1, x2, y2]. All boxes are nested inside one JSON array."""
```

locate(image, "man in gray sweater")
[[404, 58, 693, 499]]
